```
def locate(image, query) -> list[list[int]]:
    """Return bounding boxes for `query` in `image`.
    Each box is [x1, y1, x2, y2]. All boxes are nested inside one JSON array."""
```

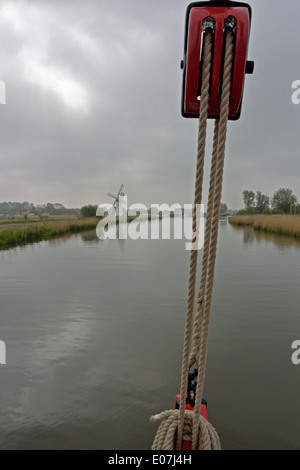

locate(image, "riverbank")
[[229, 214, 300, 239], [0, 215, 144, 250], [0, 218, 99, 250]]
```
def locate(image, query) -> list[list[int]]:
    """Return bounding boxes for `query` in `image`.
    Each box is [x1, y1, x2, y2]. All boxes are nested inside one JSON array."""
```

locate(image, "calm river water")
[[0, 218, 299, 450]]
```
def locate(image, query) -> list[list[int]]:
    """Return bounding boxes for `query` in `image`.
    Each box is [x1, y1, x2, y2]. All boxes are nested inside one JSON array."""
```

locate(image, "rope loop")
[[150, 410, 221, 451]]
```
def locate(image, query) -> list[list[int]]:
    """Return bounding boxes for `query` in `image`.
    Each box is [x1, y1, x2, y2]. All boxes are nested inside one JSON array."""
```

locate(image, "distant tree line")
[[0, 201, 80, 217], [80, 202, 233, 218], [80, 205, 98, 218], [239, 188, 299, 215]]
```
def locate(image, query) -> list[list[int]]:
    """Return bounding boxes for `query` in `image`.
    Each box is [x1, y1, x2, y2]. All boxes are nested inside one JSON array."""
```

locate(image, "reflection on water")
[[231, 224, 300, 251], [242, 227, 255, 246], [80, 231, 100, 243], [0, 220, 299, 450]]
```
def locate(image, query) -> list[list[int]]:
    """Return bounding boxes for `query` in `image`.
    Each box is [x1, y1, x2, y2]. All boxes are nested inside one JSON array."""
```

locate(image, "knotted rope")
[[150, 410, 220, 450], [151, 26, 235, 451]]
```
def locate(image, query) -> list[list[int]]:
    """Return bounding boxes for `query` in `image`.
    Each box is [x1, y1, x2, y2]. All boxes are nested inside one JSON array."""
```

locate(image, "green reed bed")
[[0, 218, 99, 250], [229, 215, 300, 239]]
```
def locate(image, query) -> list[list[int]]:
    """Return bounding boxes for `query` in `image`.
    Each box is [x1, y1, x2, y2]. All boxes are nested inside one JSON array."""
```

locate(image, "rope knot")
[[150, 409, 221, 450]]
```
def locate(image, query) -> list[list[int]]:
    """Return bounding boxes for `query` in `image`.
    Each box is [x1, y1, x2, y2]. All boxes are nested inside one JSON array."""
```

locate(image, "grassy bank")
[[229, 215, 300, 239], [0, 218, 99, 250], [0, 216, 74, 226]]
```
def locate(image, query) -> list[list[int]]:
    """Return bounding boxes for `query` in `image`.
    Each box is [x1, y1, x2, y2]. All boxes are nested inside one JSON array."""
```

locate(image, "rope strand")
[[191, 29, 235, 449], [177, 28, 213, 450], [151, 28, 235, 451]]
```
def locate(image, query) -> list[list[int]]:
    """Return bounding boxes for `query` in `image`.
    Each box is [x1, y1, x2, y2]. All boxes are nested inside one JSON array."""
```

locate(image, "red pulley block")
[[173, 360, 209, 450], [181, 1, 254, 120], [173, 394, 208, 450]]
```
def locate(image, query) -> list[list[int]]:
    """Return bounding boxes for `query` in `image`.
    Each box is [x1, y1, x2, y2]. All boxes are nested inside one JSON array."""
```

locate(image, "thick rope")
[[190, 119, 220, 363], [150, 410, 220, 450], [177, 28, 213, 450], [191, 29, 235, 449], [151, 28, 234, 450]]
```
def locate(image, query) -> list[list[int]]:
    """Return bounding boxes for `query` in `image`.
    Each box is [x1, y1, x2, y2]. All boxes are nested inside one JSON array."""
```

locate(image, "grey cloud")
[[0, 0, 299, 209]]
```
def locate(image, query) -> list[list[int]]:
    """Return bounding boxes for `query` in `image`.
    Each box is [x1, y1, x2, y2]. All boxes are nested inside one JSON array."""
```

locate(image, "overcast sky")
[[0, 0, 299, 210]]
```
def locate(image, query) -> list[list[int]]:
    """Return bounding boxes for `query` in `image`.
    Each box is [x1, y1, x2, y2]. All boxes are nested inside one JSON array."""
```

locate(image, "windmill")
[[107, 184, 126, 215]]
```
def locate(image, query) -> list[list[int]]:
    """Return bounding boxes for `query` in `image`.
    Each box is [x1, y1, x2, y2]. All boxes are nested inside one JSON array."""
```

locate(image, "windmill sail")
[[107, 185, 126, 212]]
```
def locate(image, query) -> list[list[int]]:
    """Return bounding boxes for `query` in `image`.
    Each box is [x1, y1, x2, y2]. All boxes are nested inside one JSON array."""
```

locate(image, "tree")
[[220, 202, 228, 216], [237, 206, 255, 215], [271, 188, 297, 214], [242, 190, 255, 209], [80, 204, 98, 218], [255, 191, 270, 214]]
